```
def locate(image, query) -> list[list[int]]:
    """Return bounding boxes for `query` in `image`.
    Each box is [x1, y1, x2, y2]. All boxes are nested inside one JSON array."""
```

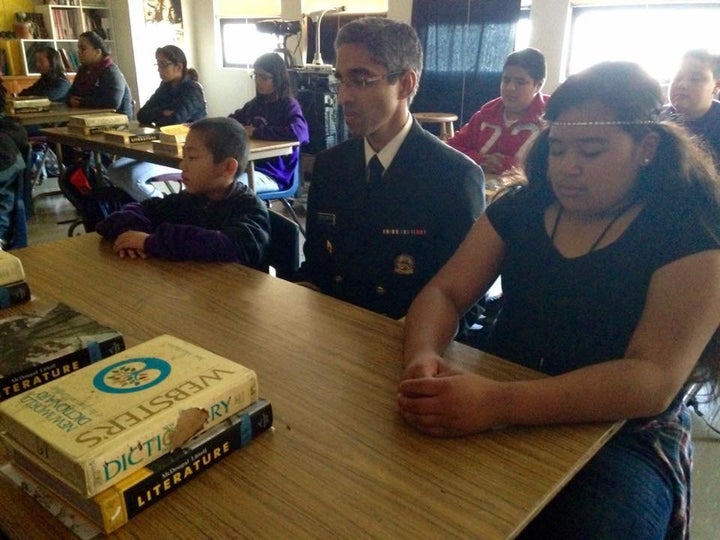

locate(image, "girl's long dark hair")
[[521, 61, 720, 396], [37, 46, 67, 81], [253, 53, 292, 99]]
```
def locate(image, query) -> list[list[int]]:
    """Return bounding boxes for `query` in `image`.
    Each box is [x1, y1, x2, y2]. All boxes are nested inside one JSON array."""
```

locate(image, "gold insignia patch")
[[326, 240, 333, 254], [394, 254, 415, 275]]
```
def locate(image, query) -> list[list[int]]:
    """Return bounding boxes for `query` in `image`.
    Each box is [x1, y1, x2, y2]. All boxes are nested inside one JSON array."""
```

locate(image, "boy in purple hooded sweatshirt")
[[96, 117, 270, 268]]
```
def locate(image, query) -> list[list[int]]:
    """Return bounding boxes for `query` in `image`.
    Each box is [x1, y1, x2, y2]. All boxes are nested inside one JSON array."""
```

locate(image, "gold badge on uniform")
[[394, 254, 415, 275], [325, 239, 333, 254]]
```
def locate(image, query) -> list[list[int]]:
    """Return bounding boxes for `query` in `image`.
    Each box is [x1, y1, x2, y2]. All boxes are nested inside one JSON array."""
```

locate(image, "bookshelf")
[[17, 0, 115, 76]]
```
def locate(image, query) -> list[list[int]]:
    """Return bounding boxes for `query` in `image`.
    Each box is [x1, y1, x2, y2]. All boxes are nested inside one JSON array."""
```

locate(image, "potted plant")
[[13, 13, 36, 39]]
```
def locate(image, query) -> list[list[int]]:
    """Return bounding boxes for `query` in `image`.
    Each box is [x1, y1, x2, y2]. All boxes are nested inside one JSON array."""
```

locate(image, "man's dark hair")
[[335, 17, 423, 100]]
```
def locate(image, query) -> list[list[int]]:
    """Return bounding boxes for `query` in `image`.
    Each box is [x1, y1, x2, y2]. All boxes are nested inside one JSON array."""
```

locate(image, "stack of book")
[[0, 334, 272, 535], [67, 113, 129, 135], [103, 126, 160, 145], [0, 301, 125, 401], [152, 124, 190, 156], [0, 251, 31, 309], [4, 96, 51, 114]]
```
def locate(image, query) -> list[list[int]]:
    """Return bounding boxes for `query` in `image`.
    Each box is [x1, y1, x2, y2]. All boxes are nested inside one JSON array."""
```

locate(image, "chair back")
[[257, 163, 306, 238], [257, 161, 301, 202], [267, 209, 300, 280]]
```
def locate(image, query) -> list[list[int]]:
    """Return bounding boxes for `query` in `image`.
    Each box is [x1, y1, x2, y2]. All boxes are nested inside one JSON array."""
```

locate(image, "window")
[[514, 7, 531, 51], [220, 19, 280, 68], [568, 4, 720, 85]]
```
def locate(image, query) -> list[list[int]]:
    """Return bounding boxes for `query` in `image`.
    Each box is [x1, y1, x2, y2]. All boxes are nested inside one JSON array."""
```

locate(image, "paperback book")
[[68, 124, 129, 136], [0, 334, 258, 497], [5, 96, 51, 114], [103, 127, 160, 144], [67, 113, 129, 128], [0, 280, 31, 308], [152, 140, 183, 156], [0, 250, 25, 286], [158, 123, 190, 144], [2, 398, 273, 534], [0, 302, 125, 402]]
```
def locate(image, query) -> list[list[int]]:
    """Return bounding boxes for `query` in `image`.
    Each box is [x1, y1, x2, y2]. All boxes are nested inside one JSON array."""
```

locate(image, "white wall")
[[116, 0, 572, 117], [527, 0, 570, 93]]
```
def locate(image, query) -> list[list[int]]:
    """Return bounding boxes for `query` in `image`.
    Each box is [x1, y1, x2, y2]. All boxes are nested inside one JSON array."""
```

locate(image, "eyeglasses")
[[250, 73, 273, 81], [328, 71, 405, 94], [155, 61, 175, 68]]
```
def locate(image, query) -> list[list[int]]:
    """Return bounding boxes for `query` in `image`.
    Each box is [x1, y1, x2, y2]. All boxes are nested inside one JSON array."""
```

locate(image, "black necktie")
[[366, 155, 384, 184]]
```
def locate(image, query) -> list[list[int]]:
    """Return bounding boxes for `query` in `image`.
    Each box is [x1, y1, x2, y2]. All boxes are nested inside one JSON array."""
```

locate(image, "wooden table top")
[[40, 126, 299, 192], [0, 235, 621, 539], [9, 105, 117, 127]]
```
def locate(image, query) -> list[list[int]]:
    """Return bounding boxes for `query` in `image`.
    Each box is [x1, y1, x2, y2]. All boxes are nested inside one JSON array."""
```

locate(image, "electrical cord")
[[687, 396, 720, 439]]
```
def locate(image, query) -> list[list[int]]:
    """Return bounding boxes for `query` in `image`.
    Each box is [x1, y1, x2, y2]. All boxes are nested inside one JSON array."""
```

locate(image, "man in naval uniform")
[[296, 17, 485, 320]]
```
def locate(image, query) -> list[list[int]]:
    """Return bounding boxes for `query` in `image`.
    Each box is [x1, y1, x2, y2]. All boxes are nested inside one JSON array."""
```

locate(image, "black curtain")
[[411, 0, 521, 127]]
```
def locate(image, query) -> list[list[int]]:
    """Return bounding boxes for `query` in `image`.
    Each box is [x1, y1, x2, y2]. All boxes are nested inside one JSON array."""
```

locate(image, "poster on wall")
[[144, 0, 183, 42], [145, 0, 183, 25]]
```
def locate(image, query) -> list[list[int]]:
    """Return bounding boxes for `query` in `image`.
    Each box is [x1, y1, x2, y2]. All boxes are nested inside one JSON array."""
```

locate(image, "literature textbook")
[[2, 399, 273, 534], [0, 250, 25, 287], [0, 280, 31, 309], [0, 302, 125, 401], [0, 335, 258, 497], [103, 127, 159, 144]]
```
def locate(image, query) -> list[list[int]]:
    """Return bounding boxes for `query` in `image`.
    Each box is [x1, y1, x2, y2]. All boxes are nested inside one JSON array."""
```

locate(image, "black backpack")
[[58, 153, 134, 233]]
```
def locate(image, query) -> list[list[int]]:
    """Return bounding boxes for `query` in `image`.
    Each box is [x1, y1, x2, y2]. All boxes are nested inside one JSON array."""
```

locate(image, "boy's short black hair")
[[504, 48, 546, 83], [189, 117, 249, 179], [682, 49, 720, 80]]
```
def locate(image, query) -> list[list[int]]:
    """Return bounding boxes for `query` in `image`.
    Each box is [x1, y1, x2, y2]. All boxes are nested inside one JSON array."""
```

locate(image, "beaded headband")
[[550, 120, 657, 126]]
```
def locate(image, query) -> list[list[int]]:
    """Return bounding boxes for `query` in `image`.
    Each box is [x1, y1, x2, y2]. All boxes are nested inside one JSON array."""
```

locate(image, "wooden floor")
[[22, 177, 720, 539]]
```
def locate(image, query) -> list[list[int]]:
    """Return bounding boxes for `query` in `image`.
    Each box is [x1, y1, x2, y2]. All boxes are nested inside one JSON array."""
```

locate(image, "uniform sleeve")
[[294, 151, 333, 286]]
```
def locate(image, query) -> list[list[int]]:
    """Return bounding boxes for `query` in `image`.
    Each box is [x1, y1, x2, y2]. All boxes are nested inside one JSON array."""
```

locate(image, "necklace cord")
[[551, 200, 637, 255]]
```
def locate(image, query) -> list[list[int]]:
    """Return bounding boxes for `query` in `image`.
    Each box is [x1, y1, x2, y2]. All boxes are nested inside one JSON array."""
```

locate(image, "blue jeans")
[[517, 427, 677, 540], [107, 157, 181, 201]]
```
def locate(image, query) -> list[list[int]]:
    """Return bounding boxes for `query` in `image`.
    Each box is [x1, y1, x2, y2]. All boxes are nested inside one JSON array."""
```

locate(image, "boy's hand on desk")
[[68, 96, 83, 107], [113, 231, 150, 259]]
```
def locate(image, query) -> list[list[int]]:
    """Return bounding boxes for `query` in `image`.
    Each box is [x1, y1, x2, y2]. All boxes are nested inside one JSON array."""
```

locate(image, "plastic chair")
[[267, 209, 300, 280], [257, 163, 305, 237]]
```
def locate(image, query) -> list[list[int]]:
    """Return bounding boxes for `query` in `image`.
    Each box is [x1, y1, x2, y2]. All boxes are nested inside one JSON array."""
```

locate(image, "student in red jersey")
[[447, 48, 548, 176]]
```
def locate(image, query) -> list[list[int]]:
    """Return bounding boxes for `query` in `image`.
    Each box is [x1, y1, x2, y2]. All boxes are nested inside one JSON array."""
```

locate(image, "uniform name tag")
[[317, 212, 336, 226]]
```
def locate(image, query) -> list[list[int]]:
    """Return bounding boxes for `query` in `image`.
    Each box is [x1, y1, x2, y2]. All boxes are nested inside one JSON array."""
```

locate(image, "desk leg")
[[246, 163, 256, 192]]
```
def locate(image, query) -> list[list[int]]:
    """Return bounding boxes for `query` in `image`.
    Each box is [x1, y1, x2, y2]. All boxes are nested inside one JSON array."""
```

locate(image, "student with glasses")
[[228, 53, 309, 194], [295, 17, 485, 320], [107, 45, 207, 201]]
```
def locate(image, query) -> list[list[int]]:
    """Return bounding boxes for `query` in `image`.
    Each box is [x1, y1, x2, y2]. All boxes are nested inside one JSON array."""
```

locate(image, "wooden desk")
[[8, 104, 116, 128], [41, 126, 299, 192], [0, 235, 622, 539]]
